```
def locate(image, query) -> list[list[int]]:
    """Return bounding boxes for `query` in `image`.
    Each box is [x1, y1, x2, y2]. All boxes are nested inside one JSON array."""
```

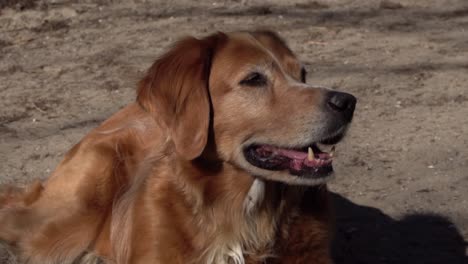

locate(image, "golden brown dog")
[[0, 30, 356, 264]]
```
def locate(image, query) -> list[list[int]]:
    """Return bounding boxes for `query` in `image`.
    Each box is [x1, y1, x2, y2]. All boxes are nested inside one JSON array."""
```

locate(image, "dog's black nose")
[[326, 91, 357, 122]]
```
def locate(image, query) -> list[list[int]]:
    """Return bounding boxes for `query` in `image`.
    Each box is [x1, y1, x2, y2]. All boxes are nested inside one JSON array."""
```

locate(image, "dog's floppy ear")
[[137, 33, 226, 160]]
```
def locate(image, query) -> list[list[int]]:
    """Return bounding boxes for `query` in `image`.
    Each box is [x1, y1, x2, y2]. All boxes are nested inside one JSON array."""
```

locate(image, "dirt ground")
[[0, 0, 467, 263]]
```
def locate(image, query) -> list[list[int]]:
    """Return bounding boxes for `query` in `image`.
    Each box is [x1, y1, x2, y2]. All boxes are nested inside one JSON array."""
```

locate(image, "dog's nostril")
[[327, 101, 346, 112], [326, 91, 357, 120], [327, 92, 356, 111]]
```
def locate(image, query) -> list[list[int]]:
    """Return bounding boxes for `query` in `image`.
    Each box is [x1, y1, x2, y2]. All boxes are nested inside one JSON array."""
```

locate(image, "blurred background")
[[1, 0, 467, 263]]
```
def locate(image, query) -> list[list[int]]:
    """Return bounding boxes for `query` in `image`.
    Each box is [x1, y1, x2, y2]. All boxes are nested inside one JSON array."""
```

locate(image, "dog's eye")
[[239, 72, 267, 87], [300, 68, 307, 83]]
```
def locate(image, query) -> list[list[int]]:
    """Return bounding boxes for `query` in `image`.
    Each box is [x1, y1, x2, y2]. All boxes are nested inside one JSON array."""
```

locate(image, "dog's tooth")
[[330, 146, 336, 158], [308, 147, 314, 161]]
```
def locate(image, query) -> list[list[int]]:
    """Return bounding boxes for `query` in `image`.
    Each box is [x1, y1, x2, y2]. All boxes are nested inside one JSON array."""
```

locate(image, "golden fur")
[[0, 30, 356, 264]]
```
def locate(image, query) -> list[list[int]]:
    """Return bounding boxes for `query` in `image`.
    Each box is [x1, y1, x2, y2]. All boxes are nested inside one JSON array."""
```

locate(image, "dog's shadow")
[[331, 193, 467, 264]]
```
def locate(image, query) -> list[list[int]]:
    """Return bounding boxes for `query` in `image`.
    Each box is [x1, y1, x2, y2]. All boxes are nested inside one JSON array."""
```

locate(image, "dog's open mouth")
[[243, 143, 336, 178]]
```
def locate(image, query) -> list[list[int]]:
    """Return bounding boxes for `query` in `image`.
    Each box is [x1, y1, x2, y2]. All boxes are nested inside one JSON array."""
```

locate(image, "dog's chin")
[[240, 163, 335, 186]]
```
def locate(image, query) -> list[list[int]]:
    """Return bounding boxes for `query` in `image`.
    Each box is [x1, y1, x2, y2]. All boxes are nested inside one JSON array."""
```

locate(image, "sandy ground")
[[1, 0, 467, 263]]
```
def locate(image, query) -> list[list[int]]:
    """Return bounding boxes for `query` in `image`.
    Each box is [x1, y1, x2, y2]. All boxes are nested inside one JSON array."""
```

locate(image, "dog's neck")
[[169, 156, 315, 262]]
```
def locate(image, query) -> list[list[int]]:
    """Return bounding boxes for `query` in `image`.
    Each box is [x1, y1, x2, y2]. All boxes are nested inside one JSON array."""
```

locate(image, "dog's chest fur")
[[201, 212, 275, 264], [201, 209, 277, 264], [198, 180, 304, 264]]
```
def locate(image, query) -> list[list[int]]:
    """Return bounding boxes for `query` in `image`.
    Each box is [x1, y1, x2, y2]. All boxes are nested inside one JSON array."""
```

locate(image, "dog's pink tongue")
[[290, 159, 304, 170], [260, 145, 307, 159], [259, 145, 333, 170], [275, 149, 308, 160]]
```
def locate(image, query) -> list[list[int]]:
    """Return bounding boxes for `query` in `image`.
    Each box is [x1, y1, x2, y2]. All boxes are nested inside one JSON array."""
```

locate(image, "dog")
[[0, 30, 356, 264]]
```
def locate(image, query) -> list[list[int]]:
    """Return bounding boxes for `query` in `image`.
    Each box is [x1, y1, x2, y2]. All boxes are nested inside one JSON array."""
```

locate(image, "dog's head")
[[137, 31, 356, 185]]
